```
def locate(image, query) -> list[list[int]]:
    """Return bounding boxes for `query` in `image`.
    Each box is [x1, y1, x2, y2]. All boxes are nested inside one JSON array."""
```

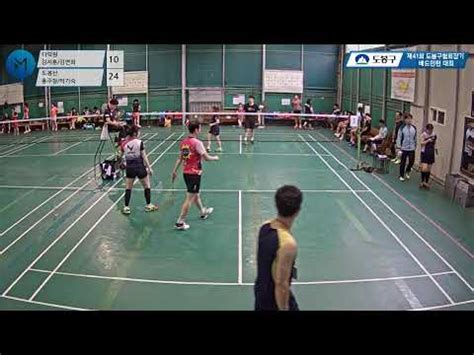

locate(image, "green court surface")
[[0, 126, 472, 310]]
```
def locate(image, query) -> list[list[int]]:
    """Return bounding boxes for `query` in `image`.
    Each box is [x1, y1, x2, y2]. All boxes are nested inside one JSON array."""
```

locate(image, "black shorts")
[[126, 166, 147, 179], [254, 286, 299, 311], [244, 117, 255, 129], [421, 151, 435, 165], [183, 173, 201, 193], [209, 126, 220, 136]]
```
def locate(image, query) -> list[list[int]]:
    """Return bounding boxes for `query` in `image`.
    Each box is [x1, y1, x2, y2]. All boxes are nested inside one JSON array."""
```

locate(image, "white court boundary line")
[[0, 134, 160, 236], [28, 268, 454, 287], [0, 185, 370, 193], [27, 133, 183, 301], [411, 298, 474, 311], [52, 136, 93, 156], [0, 152, 333, 158], [0, 180, 95, 255], [0, 136, 51, 157], [299, 134, 455, 305], [1, 133, 177, 298], [308, 133, 474, 293], [238, 190, 242, 284], [0, 168, 96, 236], [0, 175, 58, 215], [314, 129, 474, 260], [0, 294, 91, 311]]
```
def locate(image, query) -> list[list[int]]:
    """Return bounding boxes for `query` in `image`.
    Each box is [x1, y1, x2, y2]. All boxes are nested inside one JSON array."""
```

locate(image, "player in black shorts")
[[207, 106, 223, 152], [119, 125, 159, 215], [243, 96, 259, 145]]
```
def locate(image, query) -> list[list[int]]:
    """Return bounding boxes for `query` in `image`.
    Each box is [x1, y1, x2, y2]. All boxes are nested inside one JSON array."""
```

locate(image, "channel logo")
[[6, 49, 36, 81]]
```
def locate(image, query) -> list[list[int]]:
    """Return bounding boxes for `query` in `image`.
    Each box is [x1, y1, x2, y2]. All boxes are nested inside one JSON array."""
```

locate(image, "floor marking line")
[[239, 135, 242, 155], [411, 299, 474, 311], [0, 295, 91, 311], [28, 268, 455, 287], [27, 133, 182, 301], [313, 129, 474, 260], [0, 175, 58, 215], [0, 168, 95, 236], [0, 180, 95, 255], [0, 152, 333, 158], [0, 136, 51, 157], [53, 137, 91, 156], [1, 133, 176, 298], [238, 190, 242, 285], [299, 134, 454, 305], [0, 185, 370, 193], [309, 132, 474, 293], [372, 174, 474, 260]]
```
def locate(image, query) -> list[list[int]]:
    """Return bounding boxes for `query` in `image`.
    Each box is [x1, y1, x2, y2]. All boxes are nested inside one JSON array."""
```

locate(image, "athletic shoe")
[[394, 159, 401, 164], [206, 147, 211, 152], [424, 183, 430, 190], [250, 139, 254, 144], [406, 173, 411, 180], [175, 222, 190, 230], [391, 158, 397, 162], [200, 207, 214, 220], [145, 204, 159, 212], [122, 206, 131, 215], [216, 147, 222, 152], [399, 176, 405, 182]]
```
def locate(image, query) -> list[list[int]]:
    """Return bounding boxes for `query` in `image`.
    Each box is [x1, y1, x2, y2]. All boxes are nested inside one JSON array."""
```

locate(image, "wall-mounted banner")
[[346, 51, 468, 69], [391, 69, 416, 102], [264, 70, 303, 93]]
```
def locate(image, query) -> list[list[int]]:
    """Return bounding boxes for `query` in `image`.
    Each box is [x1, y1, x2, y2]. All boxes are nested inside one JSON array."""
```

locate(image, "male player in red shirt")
[[171, 122, 219, 230]]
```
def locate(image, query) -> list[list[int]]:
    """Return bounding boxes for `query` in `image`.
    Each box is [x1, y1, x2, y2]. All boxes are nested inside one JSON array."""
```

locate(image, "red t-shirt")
[[51, 106, 58, 118], [179, 136, 206, 175], [23, 106, 29, 119]]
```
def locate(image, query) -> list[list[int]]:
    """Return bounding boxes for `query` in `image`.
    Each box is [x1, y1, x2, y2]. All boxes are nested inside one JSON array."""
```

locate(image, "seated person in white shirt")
[[364, 119, 388, 153]]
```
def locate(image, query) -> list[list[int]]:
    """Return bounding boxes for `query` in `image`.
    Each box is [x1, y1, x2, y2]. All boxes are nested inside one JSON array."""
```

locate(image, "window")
[[430, 107, 446, 126]]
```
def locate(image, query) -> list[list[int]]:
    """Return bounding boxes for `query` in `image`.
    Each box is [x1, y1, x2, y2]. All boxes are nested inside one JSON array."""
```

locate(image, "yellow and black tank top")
[[254, 219, 299, 311]]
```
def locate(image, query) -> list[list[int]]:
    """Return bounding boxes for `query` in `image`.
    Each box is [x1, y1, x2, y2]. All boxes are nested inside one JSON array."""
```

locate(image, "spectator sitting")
[[349, 109, 370, 147], [364, 119, 388, 153], [329, 103, 341, 130], [334, 111, 351, 140]]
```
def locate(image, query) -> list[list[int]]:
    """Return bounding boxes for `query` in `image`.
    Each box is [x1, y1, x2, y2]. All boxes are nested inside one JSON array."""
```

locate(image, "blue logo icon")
[[6, 49, 36, 81], [355, 54, 370, 65]]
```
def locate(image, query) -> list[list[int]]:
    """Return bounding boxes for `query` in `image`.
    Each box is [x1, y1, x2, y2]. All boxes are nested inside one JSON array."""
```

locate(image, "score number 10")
[[106, 51, 124, 87]]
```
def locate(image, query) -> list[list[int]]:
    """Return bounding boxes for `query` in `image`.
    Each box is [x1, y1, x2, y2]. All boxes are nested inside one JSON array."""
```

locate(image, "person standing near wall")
[[303, 99, 314, 130], [419, 123, 437, 189], [291, 95, 302, 130], [243, 96, 259, 144], [12, 108, 19, 136], [391, 111, 403, 164], [396, 113, 417, 182], [132, 99, 141, 128], [50, 102, 58, 132], [23, 102, 31, 134]]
